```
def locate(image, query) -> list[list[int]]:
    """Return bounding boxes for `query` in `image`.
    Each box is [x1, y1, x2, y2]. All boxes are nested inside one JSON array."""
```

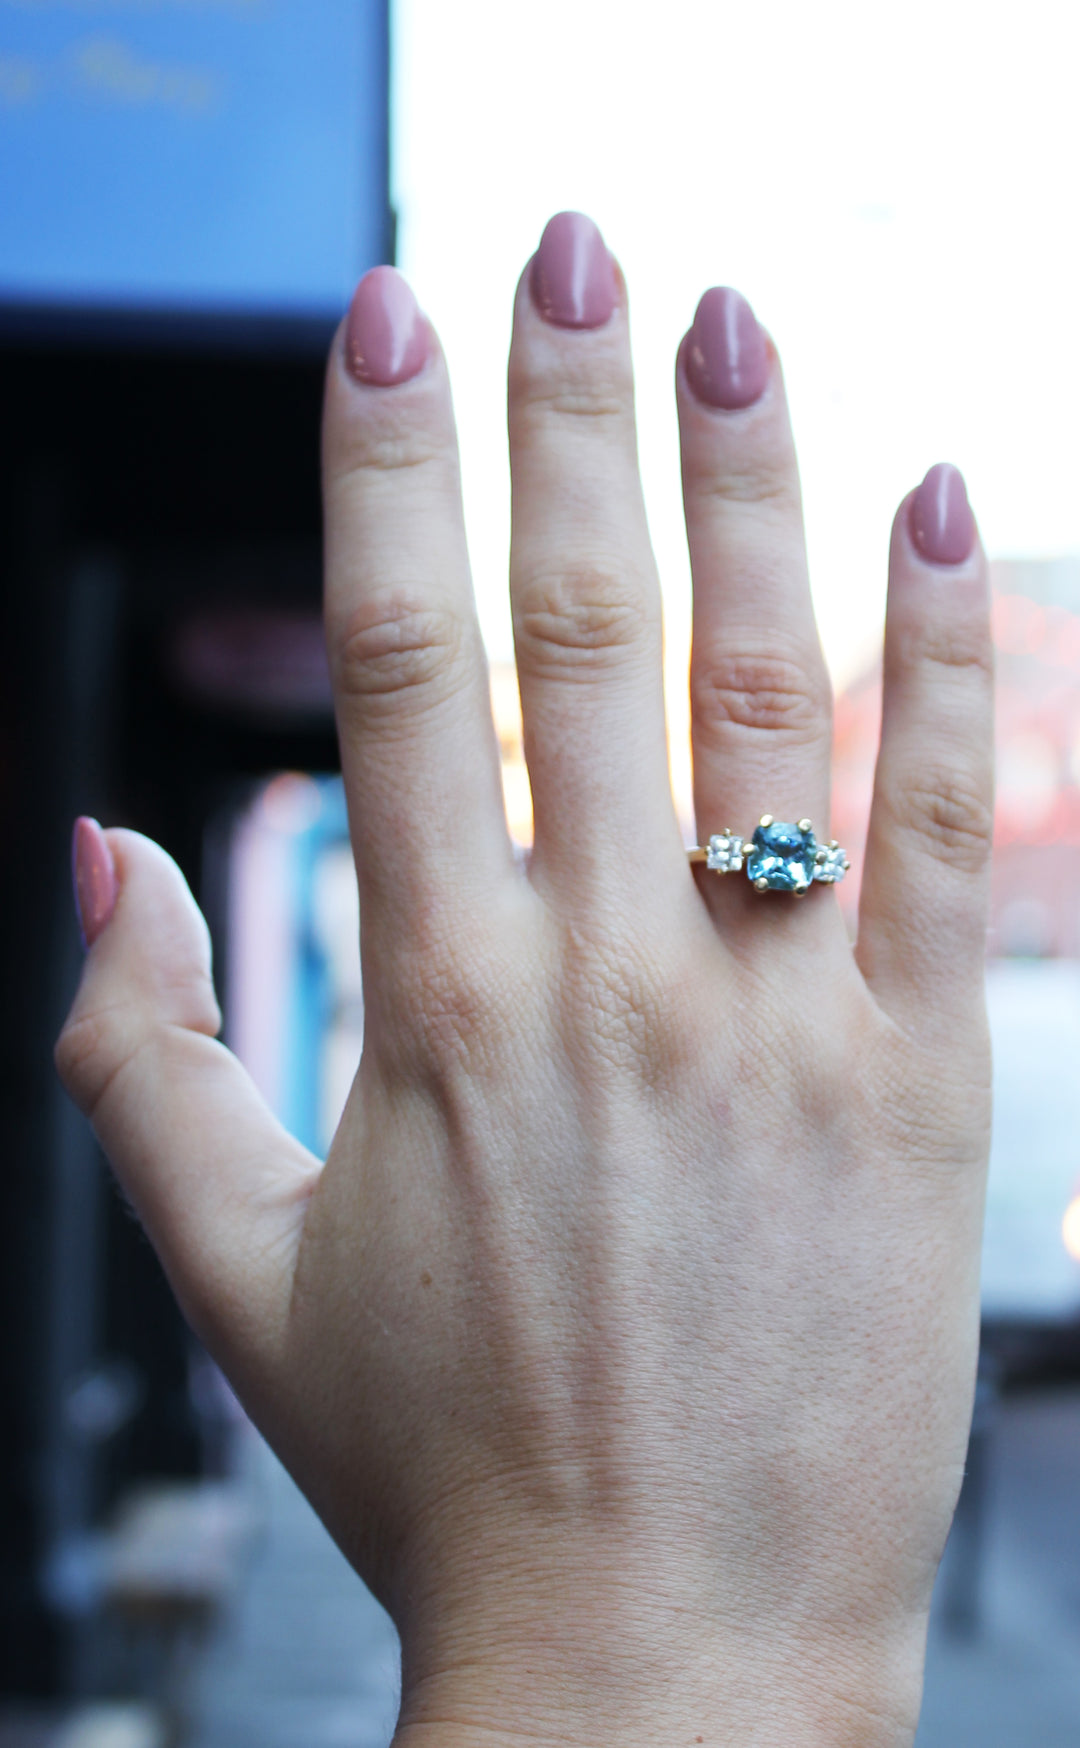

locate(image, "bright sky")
[[393, 0, 1080, 806]]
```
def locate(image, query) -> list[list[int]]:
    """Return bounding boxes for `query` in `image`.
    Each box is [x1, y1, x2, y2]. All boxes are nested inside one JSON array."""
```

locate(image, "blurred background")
[[2, 1, 1079, 1742]]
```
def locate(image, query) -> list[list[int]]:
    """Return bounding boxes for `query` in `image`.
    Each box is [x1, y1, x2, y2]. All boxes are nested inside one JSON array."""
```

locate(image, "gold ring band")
[[689, 816, 849, 894]]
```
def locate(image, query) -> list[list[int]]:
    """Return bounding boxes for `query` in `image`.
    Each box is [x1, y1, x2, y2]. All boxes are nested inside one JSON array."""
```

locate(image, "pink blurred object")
[[170, 608, 333, 718]]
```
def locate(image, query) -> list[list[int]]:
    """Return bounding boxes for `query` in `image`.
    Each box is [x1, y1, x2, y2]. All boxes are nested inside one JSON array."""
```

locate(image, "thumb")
[[56, 821, 319, 1387]]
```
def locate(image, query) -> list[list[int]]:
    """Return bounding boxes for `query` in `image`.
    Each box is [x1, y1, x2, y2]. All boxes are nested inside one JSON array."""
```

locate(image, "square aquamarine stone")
[[745, 821, 817, 892]]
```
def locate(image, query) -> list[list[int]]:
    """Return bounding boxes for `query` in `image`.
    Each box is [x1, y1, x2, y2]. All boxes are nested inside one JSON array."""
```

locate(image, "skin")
[[56, 241, 994, 1747]]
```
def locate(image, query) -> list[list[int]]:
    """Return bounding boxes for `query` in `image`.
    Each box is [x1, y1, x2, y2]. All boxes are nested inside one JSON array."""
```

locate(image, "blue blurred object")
[[282, 777, 354, 1157], [982, 961, 1080, 1322], [0, 0, 390, 333]]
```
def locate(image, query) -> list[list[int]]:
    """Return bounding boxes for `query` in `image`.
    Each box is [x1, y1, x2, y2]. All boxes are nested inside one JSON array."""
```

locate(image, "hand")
[[58, 214, 993, 1748]]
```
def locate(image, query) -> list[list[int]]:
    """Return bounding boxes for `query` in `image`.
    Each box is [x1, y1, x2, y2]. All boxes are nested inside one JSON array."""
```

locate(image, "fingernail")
[[345, 266, 429, 387], [530, 211, 617, 330], [685, 287, 769, 410], [908, 463, 976, 565], [72, 817, 117, 949]]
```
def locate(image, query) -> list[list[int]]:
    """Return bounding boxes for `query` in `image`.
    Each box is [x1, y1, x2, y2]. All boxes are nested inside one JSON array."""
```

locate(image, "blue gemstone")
[[745, 821, 817, 892]]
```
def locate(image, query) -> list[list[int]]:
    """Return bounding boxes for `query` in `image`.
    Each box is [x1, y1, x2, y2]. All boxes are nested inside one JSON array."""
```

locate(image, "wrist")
[[390, 1597, 927, 1748], [381, 1508, 933, 1748], [394, 1663, 923, 1748]]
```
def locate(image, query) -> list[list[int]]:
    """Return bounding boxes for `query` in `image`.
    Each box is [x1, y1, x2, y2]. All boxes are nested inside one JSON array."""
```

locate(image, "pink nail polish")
[[345, 266, 429, 387], [908, 464, 976, 565], [72, 817, 117, 949], [530, 211, 617, 330], [685, 287, 769, 410]]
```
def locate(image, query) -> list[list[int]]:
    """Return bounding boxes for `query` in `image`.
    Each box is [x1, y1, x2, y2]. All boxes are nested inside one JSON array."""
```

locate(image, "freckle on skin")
[[420, 1271, 432, 1287]]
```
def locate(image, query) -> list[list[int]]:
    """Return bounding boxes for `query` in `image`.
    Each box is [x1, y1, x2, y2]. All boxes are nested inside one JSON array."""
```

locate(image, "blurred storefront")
[[0, 0, 391, 1720]]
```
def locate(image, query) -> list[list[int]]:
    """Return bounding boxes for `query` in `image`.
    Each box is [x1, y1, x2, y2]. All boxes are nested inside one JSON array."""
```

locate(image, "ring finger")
[[677, 288, 837, 932]]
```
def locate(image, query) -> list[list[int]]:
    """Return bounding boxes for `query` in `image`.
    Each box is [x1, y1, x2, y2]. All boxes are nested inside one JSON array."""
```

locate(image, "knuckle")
[[54, 1011, 103, 1111], [510, 348, 634, 432], [895, 621, 994, 683], [684, 446, 799, 512], [888, 768, 993, 872], [333, 434, 445, 480], [54, 1004, 143, 1121], [691, 647, 831, 745], [325, 393, 449, 483], [514, 566, 655, 679], [334, 595, 468, 713], [560, 925, 695, 1094], [518, 384, 628, 426], [381, 925, 519, 1092]]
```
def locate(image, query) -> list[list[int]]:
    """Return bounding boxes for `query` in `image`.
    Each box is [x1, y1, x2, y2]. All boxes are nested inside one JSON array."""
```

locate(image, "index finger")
[[323, 268, 515, 960]]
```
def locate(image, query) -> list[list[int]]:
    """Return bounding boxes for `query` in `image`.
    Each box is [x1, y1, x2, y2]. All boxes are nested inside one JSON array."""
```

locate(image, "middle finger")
[[508, 213, 684, 906]]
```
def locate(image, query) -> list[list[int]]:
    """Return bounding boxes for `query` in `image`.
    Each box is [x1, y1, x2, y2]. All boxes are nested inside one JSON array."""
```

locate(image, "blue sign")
[[0, 1, 389, 324]]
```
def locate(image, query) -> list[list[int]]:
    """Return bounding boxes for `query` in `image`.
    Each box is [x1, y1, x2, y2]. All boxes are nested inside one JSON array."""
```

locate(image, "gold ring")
[[688, 816, 849, 895]]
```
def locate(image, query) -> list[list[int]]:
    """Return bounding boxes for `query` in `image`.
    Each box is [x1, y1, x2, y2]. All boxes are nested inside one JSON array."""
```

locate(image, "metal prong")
[[830, 839, 838, 849], [815, 847, 827, 862], [759, 814, 773, 829], [797, 817, 812, 833], [754, 877, 769, 892]]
